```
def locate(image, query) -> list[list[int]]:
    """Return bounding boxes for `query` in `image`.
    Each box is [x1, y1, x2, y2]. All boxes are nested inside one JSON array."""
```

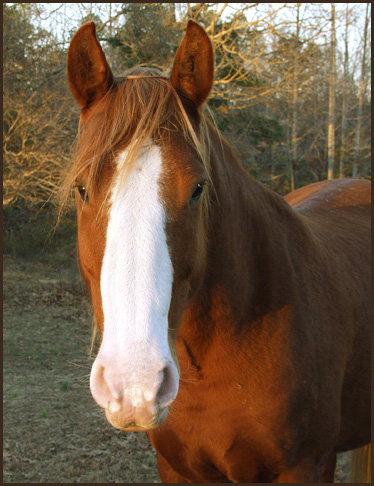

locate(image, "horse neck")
[[180, 121, 307, 347]]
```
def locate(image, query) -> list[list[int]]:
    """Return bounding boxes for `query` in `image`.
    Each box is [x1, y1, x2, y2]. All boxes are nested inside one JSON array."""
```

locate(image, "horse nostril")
[[90, 361, 114, 409], [156, 364, 177, 409]]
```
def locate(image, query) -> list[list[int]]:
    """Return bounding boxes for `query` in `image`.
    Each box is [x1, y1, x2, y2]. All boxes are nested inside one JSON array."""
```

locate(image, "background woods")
[[3, 2, 371, 221]]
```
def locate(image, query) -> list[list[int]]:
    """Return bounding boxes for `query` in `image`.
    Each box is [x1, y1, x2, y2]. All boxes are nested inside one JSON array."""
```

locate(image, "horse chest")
[[149, 419, 281, 482], [149, 383, 289, 482]]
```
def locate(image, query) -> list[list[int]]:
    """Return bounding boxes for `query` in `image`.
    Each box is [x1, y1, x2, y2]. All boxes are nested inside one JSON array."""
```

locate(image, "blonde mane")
[[60, 67, 212, 211]]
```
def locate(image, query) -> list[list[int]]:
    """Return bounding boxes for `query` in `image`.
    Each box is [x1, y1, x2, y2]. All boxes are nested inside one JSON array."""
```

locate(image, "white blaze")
[[99, 143, 174, 372]]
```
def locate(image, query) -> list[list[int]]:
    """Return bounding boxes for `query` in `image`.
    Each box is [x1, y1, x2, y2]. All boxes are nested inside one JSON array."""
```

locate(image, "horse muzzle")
[[90, 353, 179, 431]]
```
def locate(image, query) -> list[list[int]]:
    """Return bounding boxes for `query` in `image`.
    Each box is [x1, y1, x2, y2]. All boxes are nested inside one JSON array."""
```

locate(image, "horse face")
[[85, 142, 179, 431], [75, 128, 208, 431], [68, 20, 213, 431]]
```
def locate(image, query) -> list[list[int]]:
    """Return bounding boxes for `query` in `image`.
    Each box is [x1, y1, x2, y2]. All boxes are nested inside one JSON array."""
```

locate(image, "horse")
[[65, 20, 371, 483]]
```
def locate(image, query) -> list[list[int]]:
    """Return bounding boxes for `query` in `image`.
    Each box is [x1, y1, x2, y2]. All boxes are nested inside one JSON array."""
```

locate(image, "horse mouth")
[[105, 405, 169, 432]]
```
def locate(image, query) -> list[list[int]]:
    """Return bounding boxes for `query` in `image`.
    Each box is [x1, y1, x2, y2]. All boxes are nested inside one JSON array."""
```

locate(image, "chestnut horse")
[[65, 20, 370, 483]]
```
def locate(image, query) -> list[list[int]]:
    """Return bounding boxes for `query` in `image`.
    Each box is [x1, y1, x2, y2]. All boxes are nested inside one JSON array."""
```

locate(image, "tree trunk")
[[290, 4, 300, 191], [339, 4, 349, 178], [352, 3, 369, 178], [327, 3, 336, 180]]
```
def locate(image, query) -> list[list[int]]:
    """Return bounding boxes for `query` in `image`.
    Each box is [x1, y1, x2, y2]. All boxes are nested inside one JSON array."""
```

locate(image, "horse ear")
[[67, 22, 114, 110], [170, 20, 213, 107]]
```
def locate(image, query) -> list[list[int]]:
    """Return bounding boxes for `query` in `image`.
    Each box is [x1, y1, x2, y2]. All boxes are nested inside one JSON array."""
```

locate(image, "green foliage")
[[60, 381, 71, 392], [105, 3, 181, 71]]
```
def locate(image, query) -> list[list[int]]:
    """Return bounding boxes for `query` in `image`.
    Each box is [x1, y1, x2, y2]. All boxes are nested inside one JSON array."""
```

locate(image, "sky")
[[11, 2, 370, 73], [30, 3, 370, 45]]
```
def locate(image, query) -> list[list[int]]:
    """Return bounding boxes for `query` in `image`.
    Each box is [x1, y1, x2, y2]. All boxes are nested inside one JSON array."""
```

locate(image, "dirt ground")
[[3, 254, 353, 483]]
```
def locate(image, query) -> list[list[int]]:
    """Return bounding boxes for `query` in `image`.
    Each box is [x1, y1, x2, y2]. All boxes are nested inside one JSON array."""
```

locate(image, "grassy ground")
[[3, 250, 160, 483], [3, 214, 353, 483]]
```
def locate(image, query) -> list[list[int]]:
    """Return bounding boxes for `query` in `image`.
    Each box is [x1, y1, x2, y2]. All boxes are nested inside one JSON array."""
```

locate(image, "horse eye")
[[77, 185, 89, 202], [189, 183, 204, 205]]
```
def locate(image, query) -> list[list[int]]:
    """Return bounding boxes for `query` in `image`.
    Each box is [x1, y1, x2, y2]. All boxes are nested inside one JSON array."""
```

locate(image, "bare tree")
[[327, 3, 336, 180], [3, 4, 78, 211], [352, 3, 370, 178], [290, 4, 301, 191], [338, 4, 350, 179], [3, 2, 371, 214]]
